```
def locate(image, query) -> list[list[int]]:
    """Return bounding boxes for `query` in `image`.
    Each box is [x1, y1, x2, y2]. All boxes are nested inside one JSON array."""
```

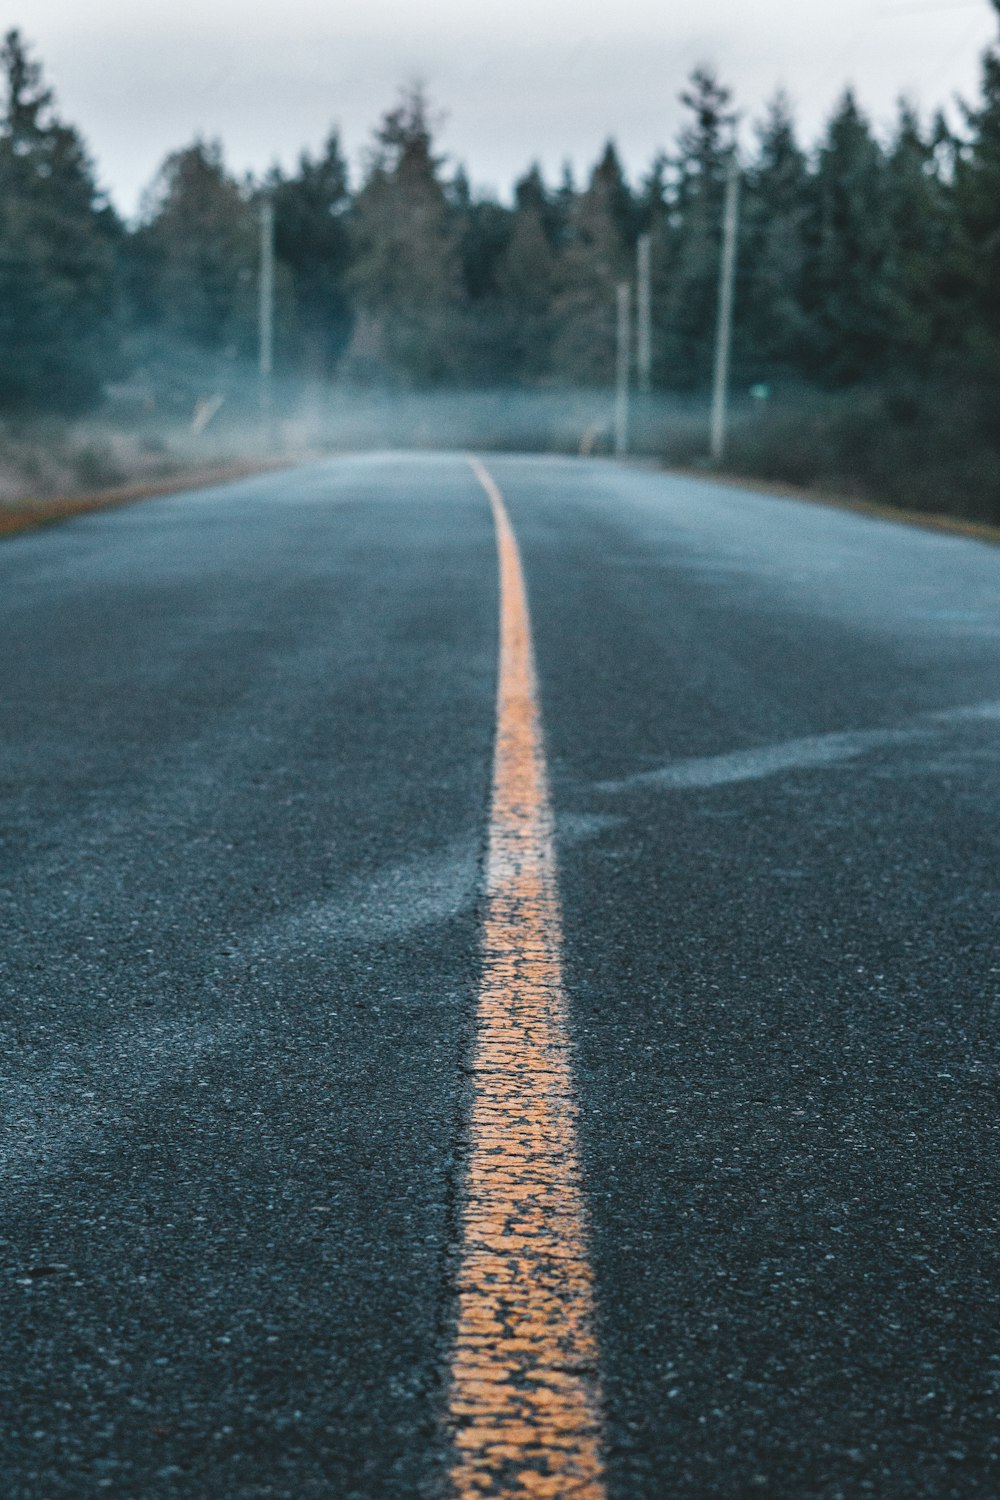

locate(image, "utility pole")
[[636, 233, 652, 395], [710, 153, 740, 466], [614, 281, 632, 457], [258, 194, 275, 435]]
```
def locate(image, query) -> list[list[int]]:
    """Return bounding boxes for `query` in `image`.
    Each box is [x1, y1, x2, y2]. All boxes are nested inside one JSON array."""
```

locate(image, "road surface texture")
[[1, 453, 998, 1499]]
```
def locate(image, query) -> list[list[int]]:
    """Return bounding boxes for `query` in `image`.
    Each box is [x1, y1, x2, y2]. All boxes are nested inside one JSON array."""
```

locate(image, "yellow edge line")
[[446, 456, 606, 1499]]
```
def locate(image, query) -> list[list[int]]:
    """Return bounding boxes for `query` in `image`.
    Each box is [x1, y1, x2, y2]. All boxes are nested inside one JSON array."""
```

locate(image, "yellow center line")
[[447, 456, 606, 1500]]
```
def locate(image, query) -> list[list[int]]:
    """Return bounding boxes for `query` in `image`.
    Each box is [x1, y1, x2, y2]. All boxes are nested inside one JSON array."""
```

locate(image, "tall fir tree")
[[551, 163, 579, 253], [497, 194, 558, 382], [882, 101, 950, 369], [270, 132, 353, 377], [801, 91, 894, 384], [514, 164, 564, 251], [740, 92, 811, 381], [662, 67, 739, 388], [633, 154, 674, 387], [132, 139, 257, 358], [951, 1, 1000, 376], [344, 87, 465, 384], [550, 144, 631, 384], [0, 30, 121, 413], [590, 140, 639, 248], [452, 172, 514, 381]]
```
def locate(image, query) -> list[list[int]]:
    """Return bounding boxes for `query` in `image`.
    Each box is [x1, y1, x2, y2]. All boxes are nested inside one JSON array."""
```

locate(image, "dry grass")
[[0, 461, 293, 541], [0, 416, 294, 540]]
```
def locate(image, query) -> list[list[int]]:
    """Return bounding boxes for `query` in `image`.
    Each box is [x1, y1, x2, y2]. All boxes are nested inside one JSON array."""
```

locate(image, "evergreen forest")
[[4, 16, 1000, 523]]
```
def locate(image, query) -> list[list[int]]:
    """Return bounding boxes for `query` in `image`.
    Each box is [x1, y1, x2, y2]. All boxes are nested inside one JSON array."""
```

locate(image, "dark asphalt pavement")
[[1, 453, 998, 1498]]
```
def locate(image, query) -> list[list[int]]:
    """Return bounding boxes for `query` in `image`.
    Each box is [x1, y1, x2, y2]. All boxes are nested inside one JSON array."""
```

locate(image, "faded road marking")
[[447, 458, 606, 1499], [597, 727, 921, 794], [596, 696, 1000, 797], [274, 839, 480, 948], [932, 698, 1000, 723]]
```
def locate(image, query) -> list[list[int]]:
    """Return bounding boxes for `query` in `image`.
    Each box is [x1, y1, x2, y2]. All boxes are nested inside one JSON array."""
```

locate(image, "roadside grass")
[[0, 465, 294, 540], [4, 380, 999, 547], [0, 417, 291, 540], [657, 380, 1000, 542]]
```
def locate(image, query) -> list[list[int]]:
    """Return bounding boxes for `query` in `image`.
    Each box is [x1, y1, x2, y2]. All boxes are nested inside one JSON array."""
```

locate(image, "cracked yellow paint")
[[447, 457, 606, 1500]]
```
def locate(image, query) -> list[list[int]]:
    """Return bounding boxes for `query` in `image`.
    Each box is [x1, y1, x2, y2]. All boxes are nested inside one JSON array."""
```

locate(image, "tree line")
[[3, 15, 1000, 426]]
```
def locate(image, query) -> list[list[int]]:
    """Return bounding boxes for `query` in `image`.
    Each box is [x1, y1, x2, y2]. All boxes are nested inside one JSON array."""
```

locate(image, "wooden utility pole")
[[258, 195, 275, 431], [710, 155, 740, 466], [615, 281, 632, 457], [636, 233, 652, 395]]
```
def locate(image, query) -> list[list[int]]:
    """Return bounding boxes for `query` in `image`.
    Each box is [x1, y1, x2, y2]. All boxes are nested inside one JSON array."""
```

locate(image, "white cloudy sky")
[[17, 0, 999, 216]]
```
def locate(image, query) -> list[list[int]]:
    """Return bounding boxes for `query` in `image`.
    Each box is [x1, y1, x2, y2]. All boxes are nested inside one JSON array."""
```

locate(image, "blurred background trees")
[[131, 140, 256, 356], [344, 87, 465, 384], [270, 131, 353, 380], [5, 23, 1000, 405], [5, 9, 1000, 518], [0, 29, 121, 413]]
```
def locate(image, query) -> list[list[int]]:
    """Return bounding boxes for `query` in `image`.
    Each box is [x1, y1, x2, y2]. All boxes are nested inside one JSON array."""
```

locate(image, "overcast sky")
[[17, 0, 1000, 217]]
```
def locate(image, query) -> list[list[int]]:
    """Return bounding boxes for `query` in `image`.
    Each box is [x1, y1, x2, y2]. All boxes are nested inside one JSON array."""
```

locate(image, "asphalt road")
[[1, 453, 998, 1499]]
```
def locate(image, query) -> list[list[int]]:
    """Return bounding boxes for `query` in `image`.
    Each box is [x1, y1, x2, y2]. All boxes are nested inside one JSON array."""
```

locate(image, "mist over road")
[[1, 454, 998, 1498]]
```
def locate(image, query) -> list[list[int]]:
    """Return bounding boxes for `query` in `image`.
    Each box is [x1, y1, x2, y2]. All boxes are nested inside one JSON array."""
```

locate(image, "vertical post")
[[710, 154, 740, 466], [614, 281, 631, 457], [258, 194, 275, 433], [636, 233, 652, 395]]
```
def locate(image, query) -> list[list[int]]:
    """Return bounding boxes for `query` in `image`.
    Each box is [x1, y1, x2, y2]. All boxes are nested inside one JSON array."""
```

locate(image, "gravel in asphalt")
[[1, 452, 998, 1498]]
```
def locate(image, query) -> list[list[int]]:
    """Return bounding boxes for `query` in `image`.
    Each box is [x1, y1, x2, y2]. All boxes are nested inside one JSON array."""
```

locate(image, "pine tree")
[[452, 174, 514, 381], [0, 30, 121, 413], [591, 141, 639, 248], [951, 1, 1000, 375], [662, 67, 738, 388], [801, 91, 894, 384], [741, 92, 811, 380], [497, 197, 558, 381], [271, 132, 353, 377], [344, 87, 465, 384], [635, 152, 670, 237], [632, 154, 673, 388], [514, 164, 564, 251], [550, 145, 631, 385], [551, 163, 578, 253], [883, 101, 950, 368], [132, 139, 256, 357], [455, 186, 511, 303]]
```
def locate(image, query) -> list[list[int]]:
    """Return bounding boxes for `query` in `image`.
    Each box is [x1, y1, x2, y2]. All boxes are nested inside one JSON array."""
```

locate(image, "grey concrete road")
[[1, 453, 998, 1498]]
